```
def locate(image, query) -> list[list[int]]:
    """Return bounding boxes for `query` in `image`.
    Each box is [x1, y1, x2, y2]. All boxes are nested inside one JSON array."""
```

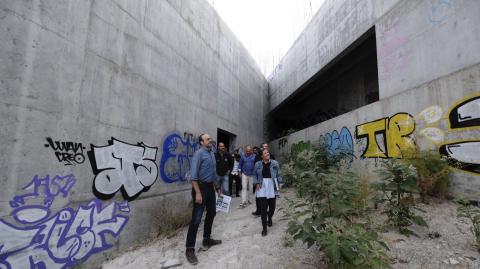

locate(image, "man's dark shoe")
[[261, 229, 267, 236], [185, 248, 198, 265], [203, 238, 222, 247], [268, 219, 272, 227], [252, 211, 260, 216]]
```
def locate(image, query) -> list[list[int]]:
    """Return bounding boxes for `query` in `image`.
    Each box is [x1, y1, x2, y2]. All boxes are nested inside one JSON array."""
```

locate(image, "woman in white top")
[[252, 149, 282, 236]]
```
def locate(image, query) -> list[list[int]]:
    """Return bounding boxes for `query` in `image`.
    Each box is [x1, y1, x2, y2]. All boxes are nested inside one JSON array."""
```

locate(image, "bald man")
[[238, 146, 256, 208]]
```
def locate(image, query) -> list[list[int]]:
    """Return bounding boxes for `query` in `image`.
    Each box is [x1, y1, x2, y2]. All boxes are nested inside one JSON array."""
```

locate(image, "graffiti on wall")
[[44, 138, 86, 165], [355, 113, 416, 158], [88, 138, 158, 199], [417, 105, 445, 145], [278, 138, 288, 150], [428, 0, 455, 24], [0, 174, 129, 269], [448, 95, 480, 130], [377, 15, 413, 82], [320, 127, 354, 164], [439, 94, 480, 174], [440, 141, 480, 174], [290, 141, 312, 157], [160, 133, 199, 183], [9, 174, 76, 208]]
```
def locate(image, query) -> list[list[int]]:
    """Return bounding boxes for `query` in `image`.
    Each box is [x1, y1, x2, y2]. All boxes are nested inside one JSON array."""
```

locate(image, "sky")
[[208, 0, 326, 77]]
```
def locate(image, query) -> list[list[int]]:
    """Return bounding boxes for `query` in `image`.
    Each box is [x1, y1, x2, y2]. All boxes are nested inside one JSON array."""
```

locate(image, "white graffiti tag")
[[90, 138, 158, 198]]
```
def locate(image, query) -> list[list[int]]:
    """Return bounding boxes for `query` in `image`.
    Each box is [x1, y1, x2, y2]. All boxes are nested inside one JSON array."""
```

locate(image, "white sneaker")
[[238, 203, 246, 209]]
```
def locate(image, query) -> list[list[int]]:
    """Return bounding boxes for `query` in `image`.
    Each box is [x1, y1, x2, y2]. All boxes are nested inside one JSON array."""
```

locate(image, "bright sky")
[[208, 0, 326, 77]]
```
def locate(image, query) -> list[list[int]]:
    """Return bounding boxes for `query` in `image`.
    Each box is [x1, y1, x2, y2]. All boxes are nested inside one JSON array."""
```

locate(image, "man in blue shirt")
[[185, 133, 222, 265], [239, 146, 256, 208]]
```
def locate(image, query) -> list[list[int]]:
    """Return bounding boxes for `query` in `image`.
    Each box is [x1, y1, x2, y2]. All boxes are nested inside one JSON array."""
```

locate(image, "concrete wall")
[[269, 0, 480, 196], [268, 0, 480, 108], [0, 0, 267, 267], [268, 36, 378, 137], [271, 65, 480, 196]]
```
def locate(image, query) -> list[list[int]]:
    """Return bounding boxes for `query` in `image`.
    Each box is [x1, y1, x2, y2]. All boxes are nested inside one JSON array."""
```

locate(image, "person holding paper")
[[252, 149, 282, 236], [185, 133, 222, 265]]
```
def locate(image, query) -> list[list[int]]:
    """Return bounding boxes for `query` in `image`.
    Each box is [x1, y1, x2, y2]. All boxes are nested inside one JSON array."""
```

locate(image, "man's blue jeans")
[[217, 175, 229, 195], [186, 182, 216, 249]]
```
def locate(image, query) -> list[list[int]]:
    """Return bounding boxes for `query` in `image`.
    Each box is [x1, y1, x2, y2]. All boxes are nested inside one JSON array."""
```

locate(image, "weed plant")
[[457, 199, 480, 251], [374, 159, 427, 236], [283, 144, 391, 268], [403, 150, 451, 202]]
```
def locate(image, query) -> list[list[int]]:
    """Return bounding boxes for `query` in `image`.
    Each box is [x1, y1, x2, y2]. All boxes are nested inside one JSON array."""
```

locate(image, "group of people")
[[185, 133, 282, 265]]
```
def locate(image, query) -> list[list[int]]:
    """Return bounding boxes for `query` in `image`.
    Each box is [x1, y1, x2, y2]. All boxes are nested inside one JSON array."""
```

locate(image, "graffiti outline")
[[159, 133, 199, 183], [9, 174, 76, 208], [448, 94, 480, 130], [88, 137, 158, 200], [439, 93, 480, 174], [320, 127, 354, 165], [44, 138, 86, 166], [355, 113, 416, 158], [0, 175, 129, 269]]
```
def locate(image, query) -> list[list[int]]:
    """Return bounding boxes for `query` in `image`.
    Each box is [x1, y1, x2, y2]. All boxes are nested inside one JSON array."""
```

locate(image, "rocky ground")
[[102, 189, 480, 269], [384, 200, 480, 269]]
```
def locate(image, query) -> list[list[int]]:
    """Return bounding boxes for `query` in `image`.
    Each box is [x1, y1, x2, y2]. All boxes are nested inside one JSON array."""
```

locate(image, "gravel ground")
[[384, 200, 480, 269], [102, 189, 322, 269], [102, 190, 480, 269]]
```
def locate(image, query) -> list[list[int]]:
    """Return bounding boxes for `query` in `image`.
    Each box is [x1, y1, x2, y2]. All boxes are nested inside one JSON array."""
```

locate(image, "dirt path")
[[103, 188, 480, 269], [102, 189, 321, 269]]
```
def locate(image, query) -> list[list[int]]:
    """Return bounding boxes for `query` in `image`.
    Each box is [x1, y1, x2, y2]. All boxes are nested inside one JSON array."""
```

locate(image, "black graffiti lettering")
[[54, 152, 85, 165], [45, 137, 86, 166], [278, 138, 288, 149], [439, 95, 480, 174], [449, 96, 480, 129], [74, 153, 85, 164], [55, 152, 71, 165]]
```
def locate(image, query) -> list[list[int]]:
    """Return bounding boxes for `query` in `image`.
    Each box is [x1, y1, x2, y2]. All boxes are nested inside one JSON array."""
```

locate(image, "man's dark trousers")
[[186, 182, 216, 248], [229, 174, 241, 196]]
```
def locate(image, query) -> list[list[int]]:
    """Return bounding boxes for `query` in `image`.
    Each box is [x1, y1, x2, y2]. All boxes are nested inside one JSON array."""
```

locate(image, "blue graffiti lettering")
[[0, 175, 129, 269], [160, 133, 200, 183], [9, 174, 76, 208], [428, 0, 455, 24], [321, 127, 354, 165]]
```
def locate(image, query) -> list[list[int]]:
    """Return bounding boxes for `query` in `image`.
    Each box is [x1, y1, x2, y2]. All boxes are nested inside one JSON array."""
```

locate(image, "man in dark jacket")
[[215, 142, 233, 195]]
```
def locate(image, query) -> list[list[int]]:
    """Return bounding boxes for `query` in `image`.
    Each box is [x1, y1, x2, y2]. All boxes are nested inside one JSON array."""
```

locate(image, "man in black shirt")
[[215, 142, 233, 195]]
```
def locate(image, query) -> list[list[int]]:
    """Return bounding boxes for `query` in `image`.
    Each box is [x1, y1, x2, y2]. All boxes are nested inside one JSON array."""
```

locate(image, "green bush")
[[285, 128, 298, 136], [290, 141, 312, 159], [374, 159, 428, 236], [403, 150, 451, 202], [283, 146, 390, 268], [318, 219, 390, 269], [284, 177, 390, 268], [283, 141, 353, 187]]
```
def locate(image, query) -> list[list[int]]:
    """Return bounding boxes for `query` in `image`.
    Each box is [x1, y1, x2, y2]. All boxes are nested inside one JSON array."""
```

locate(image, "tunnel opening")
[[268, 27, 379, 140], [217, 128, 236, 152]]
